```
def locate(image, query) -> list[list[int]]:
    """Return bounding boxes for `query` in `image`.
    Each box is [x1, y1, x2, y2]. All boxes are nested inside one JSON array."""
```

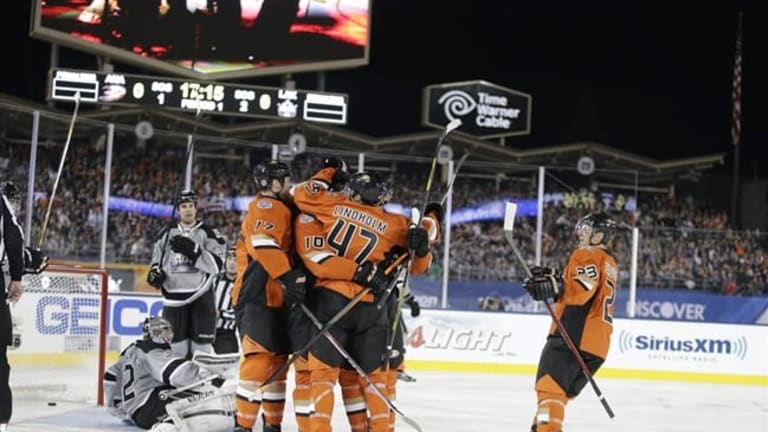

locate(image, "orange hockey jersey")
[[549, 246, 619, 359], [292, 168, 433, 302], [232, 195, 294, 308]]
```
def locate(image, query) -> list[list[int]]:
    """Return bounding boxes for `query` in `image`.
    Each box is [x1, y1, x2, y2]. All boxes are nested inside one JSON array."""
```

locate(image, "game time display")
[[48, 69, 348, 124]]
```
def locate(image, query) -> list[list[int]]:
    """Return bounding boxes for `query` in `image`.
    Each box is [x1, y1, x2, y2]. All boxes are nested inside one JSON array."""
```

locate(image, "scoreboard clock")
[[48, 69, 348, 125]]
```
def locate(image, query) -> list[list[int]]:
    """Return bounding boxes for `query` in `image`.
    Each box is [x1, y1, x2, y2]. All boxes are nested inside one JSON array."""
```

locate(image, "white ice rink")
[[7, 371, 768, 432]]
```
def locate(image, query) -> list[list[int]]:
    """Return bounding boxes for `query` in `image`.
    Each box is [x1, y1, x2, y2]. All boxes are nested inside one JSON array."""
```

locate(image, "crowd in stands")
[[1, 137, 766, 296]]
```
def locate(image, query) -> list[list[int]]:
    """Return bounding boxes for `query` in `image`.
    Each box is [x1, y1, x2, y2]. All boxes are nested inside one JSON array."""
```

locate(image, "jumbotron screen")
[[30, 0, 371, 80]]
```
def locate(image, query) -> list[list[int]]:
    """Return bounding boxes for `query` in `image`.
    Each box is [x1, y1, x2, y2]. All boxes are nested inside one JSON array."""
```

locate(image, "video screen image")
[[34, 0, 370, 78]]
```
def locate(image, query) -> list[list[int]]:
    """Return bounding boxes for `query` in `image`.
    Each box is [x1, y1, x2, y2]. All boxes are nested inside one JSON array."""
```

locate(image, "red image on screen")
[[32, 0, 371, 79]]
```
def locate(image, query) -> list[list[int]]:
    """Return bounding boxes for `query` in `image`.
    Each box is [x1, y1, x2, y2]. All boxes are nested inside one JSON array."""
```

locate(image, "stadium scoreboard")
[[47, 69, 348, 125]]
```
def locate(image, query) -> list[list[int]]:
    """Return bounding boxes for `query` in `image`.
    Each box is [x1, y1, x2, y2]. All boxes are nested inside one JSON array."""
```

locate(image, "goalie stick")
[[38, 92, 81, 248], [159, 373, 221, 401], [503, 202, 615, 419], [299, 303, 423, 432]]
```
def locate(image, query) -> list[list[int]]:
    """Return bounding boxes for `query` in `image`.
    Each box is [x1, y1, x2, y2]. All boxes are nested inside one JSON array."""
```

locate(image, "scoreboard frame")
[[47, 68, 348, 125]]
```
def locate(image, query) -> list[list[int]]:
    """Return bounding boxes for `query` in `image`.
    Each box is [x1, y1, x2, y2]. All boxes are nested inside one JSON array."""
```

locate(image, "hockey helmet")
[[142, 316, 173, 344], [575, 212, 617, 245], [346, 172, 392, 206], [177, 190, 197, 208], [253, 160, 292, 191], [1, 181, 20, 201]]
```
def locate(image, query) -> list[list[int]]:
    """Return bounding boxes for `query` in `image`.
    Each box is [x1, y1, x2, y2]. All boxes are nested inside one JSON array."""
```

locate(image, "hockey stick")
[[299, 303, 423, 432], [420, 118, 462, 219], [38, 92, 81, 248], [374, 253, 409, 311], [389, 119, 462, 358], [159, 373, 221, 400], [439, 150, 471, 206], [502, 202, 615, 419], [258, 254, 409, 392], [155, 106, 203, 268]]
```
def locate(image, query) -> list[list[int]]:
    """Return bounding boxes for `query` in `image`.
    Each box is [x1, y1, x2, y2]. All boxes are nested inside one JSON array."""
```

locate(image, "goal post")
[[8, 264, 110, 405]]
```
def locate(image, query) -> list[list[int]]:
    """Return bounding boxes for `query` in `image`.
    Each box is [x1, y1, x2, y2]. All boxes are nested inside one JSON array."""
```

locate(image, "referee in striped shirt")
[[1, 181, 47, 431], [212, 247, 238, 354]]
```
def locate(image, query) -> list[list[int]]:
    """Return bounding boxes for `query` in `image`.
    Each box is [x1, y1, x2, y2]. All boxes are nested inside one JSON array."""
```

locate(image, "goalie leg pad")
[[193, 351, 240, 380], [165, 384, 235, 432]]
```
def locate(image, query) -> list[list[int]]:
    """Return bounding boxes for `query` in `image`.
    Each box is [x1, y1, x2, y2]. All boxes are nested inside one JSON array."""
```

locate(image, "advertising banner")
[[409, 277, 768, 325], [422, 80, 531, 138], [403, 309, 768, 383], [11, 292, 163, 355]]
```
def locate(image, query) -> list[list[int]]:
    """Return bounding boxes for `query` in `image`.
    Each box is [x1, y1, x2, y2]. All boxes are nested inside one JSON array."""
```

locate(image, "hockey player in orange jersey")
[[292, 159, 439, 432], [231, 160, 308, 432], [523, 212, 619, 432]]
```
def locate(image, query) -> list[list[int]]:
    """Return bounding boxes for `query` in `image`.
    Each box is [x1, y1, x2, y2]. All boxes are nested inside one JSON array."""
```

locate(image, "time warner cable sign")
[[422, 80, 532, 138]]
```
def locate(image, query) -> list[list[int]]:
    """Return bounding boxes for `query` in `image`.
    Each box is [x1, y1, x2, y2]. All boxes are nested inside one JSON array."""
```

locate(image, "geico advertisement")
[[606, 319, 768, 375], [402, 310, 550, 363], [12, 292, 163, 353]]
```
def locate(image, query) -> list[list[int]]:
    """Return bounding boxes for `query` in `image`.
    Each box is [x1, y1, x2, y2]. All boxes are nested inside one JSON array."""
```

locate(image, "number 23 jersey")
[[550, 246, 619, 360]]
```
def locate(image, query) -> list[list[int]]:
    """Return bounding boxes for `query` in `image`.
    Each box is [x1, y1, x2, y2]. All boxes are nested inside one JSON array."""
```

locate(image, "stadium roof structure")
[[0, 94, 725, 187]]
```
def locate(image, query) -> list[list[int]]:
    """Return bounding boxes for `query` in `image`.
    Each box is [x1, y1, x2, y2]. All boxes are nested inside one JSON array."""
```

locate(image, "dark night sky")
[[3, 2, 767, 176]]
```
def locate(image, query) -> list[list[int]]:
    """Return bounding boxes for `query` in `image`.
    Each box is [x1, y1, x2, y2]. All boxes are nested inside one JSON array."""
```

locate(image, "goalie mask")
[[575, 212, 616, 246], [346, 172, 392, 206], [142, 316, 173, 345], [253, 161, 291, 191]]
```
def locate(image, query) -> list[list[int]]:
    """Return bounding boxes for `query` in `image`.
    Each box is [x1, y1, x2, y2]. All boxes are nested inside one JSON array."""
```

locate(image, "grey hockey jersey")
[[150, 222, 226, 306], [103, 340, 213, 418]]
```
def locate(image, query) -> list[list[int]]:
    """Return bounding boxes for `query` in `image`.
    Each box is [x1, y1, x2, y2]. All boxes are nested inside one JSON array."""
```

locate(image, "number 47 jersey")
[[292, 174, 433, 302], [551, 246, 619, 360]]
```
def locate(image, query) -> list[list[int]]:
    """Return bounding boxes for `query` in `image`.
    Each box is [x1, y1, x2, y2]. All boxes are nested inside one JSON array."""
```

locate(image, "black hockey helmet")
[[253, 160, 292, 190], [226, 246, 236, 258], [346, 171, 392, 206], [142, 316, 173, 344], [176, 189, 197, 208], [1, 181, 20, 201], [575, 212, 617, 245]]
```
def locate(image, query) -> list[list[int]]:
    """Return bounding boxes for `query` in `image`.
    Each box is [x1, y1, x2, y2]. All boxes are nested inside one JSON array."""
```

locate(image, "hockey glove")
[[406, 296, 421, 317], [407, 226, 430, 257], [278, 268, 307, 307], [353, 262, 391, 294], [23, 247, 49, 274], [147, 264, 166, 289], [323, 156, 350, 190], [523, 266, 563, 301], [169, 235, 201, 262]]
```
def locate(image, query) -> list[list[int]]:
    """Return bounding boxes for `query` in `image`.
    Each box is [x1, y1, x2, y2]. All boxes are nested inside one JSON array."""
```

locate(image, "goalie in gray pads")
[[103, 317, 235, 431]]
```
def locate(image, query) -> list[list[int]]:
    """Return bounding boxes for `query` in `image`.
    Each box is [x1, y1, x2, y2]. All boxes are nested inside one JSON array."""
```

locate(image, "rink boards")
[[8, 292, 768, 386]]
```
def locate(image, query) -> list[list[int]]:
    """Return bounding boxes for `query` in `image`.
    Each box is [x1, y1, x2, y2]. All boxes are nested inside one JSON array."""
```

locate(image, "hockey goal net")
[[8, 265, 110, 405]]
